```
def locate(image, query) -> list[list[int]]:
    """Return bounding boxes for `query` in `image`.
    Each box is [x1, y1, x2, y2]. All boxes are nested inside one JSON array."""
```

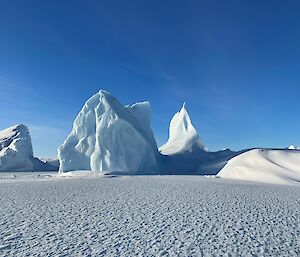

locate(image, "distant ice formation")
[[159, 103, 205, 155], [1, 91, 299, 186], [58, 90, 158, 174], [157, 104, 240, 174], [40, 157, 60, 169], [287, 144, 300, 150], [0, 124, 34, 171], [0, 124, 57, 171]]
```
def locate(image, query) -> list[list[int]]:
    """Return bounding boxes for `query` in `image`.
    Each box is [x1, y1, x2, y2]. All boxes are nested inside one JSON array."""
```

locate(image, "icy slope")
[[159, 103, 205, 155], [218, 149, 300, 185], [58, 90, 158, 174]]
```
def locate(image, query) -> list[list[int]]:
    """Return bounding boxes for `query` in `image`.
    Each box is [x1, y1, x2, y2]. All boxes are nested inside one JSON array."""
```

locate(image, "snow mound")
[[218, 149, 300, 185], [0, 124, 34, 171], [58, 90, 158, 174], [159, 103, 205, 155]]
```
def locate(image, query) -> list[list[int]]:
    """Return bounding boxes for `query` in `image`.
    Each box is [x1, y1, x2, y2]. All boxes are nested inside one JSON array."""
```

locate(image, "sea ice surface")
[[0, 173, 299, 256]]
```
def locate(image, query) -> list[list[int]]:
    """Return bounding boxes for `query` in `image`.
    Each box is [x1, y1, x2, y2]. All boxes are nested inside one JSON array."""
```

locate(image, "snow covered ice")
[[0, 124, 56, 171], [1, 92, 300, 256], [159, 103, 205, 155], [57, 90, 300, 185], [0, 174, 299, 256], [288, 144, 300, 150], [0, 124, 34, 171], [159, 104, 244, 175], [218, 148, 300, 185], [58, 90, 158, 174]]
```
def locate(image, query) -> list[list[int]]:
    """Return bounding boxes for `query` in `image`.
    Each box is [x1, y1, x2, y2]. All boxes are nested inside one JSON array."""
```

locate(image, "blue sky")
[[1, 0, 300, 157]]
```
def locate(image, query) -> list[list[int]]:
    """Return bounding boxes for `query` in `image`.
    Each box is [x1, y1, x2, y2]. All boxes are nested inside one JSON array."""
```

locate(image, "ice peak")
[[159, 104, 205, 155], [0, 124, 30, 141], [98, 89, 111, 97]]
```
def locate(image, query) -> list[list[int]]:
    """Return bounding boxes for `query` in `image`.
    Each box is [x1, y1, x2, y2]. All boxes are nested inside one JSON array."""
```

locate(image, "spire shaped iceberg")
[[58, 90, 158, 174], [159, 103, 205, 155]]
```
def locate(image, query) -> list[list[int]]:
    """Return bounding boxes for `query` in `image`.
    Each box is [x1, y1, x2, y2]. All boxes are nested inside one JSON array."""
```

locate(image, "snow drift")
[[0, 124, 57, 171], [217, 149, 300, 185], [58, 90, 158, 174]]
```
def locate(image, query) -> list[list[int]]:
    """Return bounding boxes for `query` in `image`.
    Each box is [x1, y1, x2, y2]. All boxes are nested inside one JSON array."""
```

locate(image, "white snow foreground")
[[0, 124, 56, 172], [159, 103, 205, 155], [0, 175, 299, 256], [58, 90, 158, 174], [218, 149, 300, 185]]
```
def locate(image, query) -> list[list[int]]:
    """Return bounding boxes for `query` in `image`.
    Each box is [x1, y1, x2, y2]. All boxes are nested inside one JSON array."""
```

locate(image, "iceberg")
[[287, 144, 300, 150], [159, 103, 205, 155], [0, 124, 34, 171], [0, 124, 56, 171], [58, 90, 158, 174], [159, 104, 242, 174]]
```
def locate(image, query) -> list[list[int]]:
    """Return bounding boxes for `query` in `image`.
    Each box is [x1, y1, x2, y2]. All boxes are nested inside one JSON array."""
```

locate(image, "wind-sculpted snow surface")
[[0, 175, 299, 256], [218, 149, 300, 185], [58, 90, 158, 174]]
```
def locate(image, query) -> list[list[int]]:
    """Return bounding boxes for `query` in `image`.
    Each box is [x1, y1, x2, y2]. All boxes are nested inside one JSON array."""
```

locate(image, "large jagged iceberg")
[[58, 90, 158, 174], [159, 103, 205, 155], [0, 124, 56, 171]]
